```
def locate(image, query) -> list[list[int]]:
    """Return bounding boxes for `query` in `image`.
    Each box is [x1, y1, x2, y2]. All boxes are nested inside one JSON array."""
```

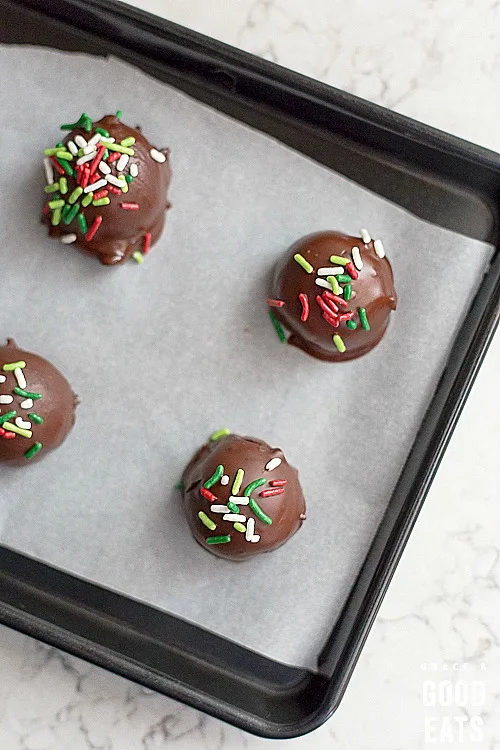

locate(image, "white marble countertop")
[[1, 1, 499, 747]]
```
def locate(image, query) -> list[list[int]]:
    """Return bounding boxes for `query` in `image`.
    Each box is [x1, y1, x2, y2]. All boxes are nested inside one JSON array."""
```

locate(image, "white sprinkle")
[[223, 514, 247, 522], [14, 368, 27, 389], [20, 399, 33, 409], [229, 496, 249, 505], [210, 505, 230, 514], [0, 375, 6, 383], [117, 154, 129, 172], [130, 163, 139, 178], [82, 144, 96, 155], [43, 157, 54, 185], [245, 517, 255, 541], [84, 179, 107, 193], [351, 246, 363, 271], [360, 228, 371, 244], [220, 475, 230, 486], [250, 535, 261, 543], [61, 233, 77, 244], [150, 148, 166, 163], [0, 395, 14, 404], [74, 135, 87, 148], [15, 417, 31, 430], [317, 267, 344, 276], [88, 132, 102, 147], [315, 278, 332, 290], [67, 140, 78, 156], [98, 161, 111, 175], [100, 137, 115, 143], [374, 239, 386, 258], [106, 174, 126, 187], [76, 151, 97, 165], [265, 457, 282, 472]]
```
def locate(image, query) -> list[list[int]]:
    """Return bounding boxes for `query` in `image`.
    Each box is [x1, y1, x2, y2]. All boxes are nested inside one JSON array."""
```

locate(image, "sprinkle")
[[95, 127, 110, 137], [270, 479, 287, 487], [107, 151, 120, 163], [220, 475, 230, 486], [198, 511, 216, 531], [374, 239, 386, 258], [88, 132, 102, 147], [120, 202, 139, 210], [107, 185, 122, 195], [79, 168, 90, 190], [245, 517, 255, 541], [210, 428, 230, 442], [74, 135, 87, 148], [85, 215, 103, 241], [267, 298, 285, 307], [345, 262, 358, 280], [25, 442, 43, 459], [2, 422, 32, 438], [316, 294, 338, 318], [210, 505, 230, 513], [15, 417, 31, 430], [13, 388, 42, 400], [142, 232, 152, 255], [100, 137, 116, 144], [44, 182, 60, 195], [322, 311, 340, 328], [132, 252, 144, 264], [119, 136, 135, 148], [344, 283, 352, 301], [200, 487, 217, 502], [260, 488, 284, 498], [0, 395, 13, 404], [223, 514, 246, 522], [351, 246, 363, 271], [333, 334, 346, 353], [293, 253, 313, 273], [0, 411, 16, 423], [92, 197, 110, 207], [150, 148, 166, 163], [327, 275, 341, 295], [130, 163, 139, 177], [323, 291, 348, 307], [229, 496, 249, 506], [77, 213, 88, 234], [14, 368, 27, 389], [98, 161, 111, 175], [59, 177, 68, 195], [106, 143, 135, 156], [346, 320, 357, 329], [63, 203, 79, 224], [57, 158, 74, 176], [317, 267, 345, 276], [299, 293, 309, 322], [336, 274, 352, 283], [0, 428, 15, 439], [242, 478, 265, 497], [359, 307, 370, 330], [265, 457, 282, 472], [55, 150, 73, 161], [93, 189, 109, 200], [50, 156, 65, 175], [51, 208, 62, 226], [268, 310, 287, 343], [0, 375, 5, 382], [67, 140, 78, 156], [89, 144, 106, 175], [60, 113, 92, 132], [226, 500, 240, 513], [232, 468, 245, 495], [249, 498, 272, 525], [233, 523, 246, 533], [204, 464, 224, 488], [329, 255, 348, 266], [360, 228, 371, 243], [315, 278, 332, 290], [2, 361, 26, 371], [106, 174, 127, 187], [120, 180, 129, 194], [206, 535, 231, 545], [250, 535, 260, 543], [20, 399, 33, 409], [117, 153, 130, 171], [115, 110, 123, 118], [175, 480, 184, 490], [84, 179, 106, 193], [43, 148, 60, 156], [81, 193, 93, 207], [339, 312, 355, 322], [48, 199, 65, 209], [44, 157, 54, 184], [68, 186, 83, 204], [29, 413, 44, 425]]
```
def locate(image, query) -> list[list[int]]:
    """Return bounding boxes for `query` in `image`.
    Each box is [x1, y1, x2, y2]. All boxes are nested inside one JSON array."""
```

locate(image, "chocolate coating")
[[42, 114, 172, 265], [182, 434, 306, 561], [271, 230, 397, 361], [0, 339, 77, 464]]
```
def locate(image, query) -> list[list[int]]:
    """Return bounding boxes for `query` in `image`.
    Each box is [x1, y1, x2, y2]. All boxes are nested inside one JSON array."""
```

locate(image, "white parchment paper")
[[0, 47, 493, 669]]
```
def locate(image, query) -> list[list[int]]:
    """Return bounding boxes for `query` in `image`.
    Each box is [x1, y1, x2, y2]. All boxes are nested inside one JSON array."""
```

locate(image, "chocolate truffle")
[[269, 229, 397, 361], [182, 431, 306, 561], [42, 111, 171, 265], [0, 339, 77, 464]]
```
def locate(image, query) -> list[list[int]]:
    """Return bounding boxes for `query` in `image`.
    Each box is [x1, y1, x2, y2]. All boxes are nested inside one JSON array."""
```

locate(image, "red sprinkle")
[[316, 294, 337, 316], [339, 312, 355, 321], [89, 172, 101, 184], [42, 205, 50, 215], [79, 167, 90, 189], [0, 428, 16, 439], [267, 298, 286, 308], [345, 261, 358, 280], [142, 232, 152, 255], [89, 144, 105, 175], [85, 215, 102, 242], [260, 488, 285, 498], [321, 294, 338, 313], [200, 487, 217, 502], [299, 293, 309, 321], [322, 311, 340, 327], [270, 479, 287, 487], [93, 189, 109, 200], [120, 202, 140, 210], [107, 185, 122, 195], [323, 290, 348, 307], [50, 156, 65, 175], [107, 151, 121, 163]]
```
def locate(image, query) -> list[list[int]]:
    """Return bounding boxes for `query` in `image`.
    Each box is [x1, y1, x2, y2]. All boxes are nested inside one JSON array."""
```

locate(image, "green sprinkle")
[[103, 149, 109, 160], [77, 213, 88, 234], [198, 511, 217, 531], [346, 319, 357, 330], [232, 468, 244, 495], [55, 150, 73, 161], [57, 158, 74, 176], [105, 143, 134, 156], [227, 500, 239, 513], [132, 251, 144, 264], [116, 110, 123, 118], [25, 442, 43, 460], [48, 199, 65, 209], [68, 186, 83, 204], [43, 147, 59, 156], [92, 197, 110, 207], [293, 253, 313, 273], [120, 180, 129, 194], [243, 478, 267, 497], [2, 422, 32, 438], [269, 310, 287, 343], [2, 361, 26, 371], [59, 177, 68, 195], [61, 204, 72, 221], [60, 112, 91, 131], [175, 480, 184, 491], [120, 136, 135, 147], [329, 255, 348, 266], [249, 498, 272, 525], [125, 174, 133, 183], [210, 428, 231, 442], [51, 207, 62, 226], [204, 464, 224, 489], [95, 127, 110, 137], [44, 183, 60, 193], [344, 283, 352, 301], [327, 275, 341, 295], [63, 203, 80, 225], [13, 388, 42, 400], [81, 193, 93, 207], [337, 274, 352, 283], [56, 142, 64, 148], [359, 307, 370, 331], [28, 413, 44, 425], [206, 535, 231, 545], [333, 334, 346, 353], [0, 411, 17, 424], [233, 523, 246, 533]]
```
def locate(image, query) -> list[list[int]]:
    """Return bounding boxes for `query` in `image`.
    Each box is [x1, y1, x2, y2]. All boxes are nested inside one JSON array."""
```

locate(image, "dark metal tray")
[[0, 0, 499, 738]]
